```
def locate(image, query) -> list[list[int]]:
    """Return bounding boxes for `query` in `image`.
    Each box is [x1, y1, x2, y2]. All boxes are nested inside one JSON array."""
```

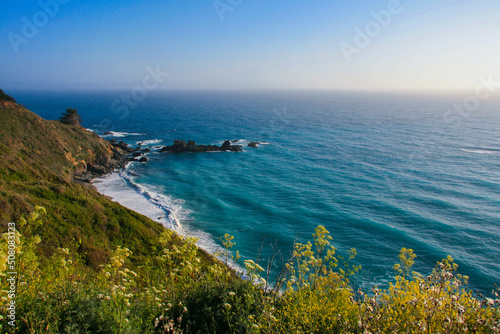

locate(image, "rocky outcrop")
[[77, 137, 253, 183], [248, 142, 259, 148], [75, 141, 135, 182], [161, 140, 243, 153], [114, 141, 136, 153], [86, 163, 108, 175]]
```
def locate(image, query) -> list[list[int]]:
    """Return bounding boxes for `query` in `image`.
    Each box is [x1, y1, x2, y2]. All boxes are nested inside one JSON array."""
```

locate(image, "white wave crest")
[[102, 131, 145, 138], [230, 139, 270, 147], [230, 139, 249, 146], [93, 171, 183, 230], [137, 139, 162, 145], [461, 148, 499, 155]]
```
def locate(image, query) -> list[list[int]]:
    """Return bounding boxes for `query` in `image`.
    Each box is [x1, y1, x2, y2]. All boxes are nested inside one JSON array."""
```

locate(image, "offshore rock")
[[161, 140, 243, 153]]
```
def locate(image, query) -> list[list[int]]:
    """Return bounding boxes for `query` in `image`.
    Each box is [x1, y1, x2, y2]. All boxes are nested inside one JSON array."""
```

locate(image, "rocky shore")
[[73, 140, 139, 183], [75, 138, 262, 183]]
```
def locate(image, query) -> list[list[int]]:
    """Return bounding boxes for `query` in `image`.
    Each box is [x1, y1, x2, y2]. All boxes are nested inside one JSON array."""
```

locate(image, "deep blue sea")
[[14, 90, 500, 294]]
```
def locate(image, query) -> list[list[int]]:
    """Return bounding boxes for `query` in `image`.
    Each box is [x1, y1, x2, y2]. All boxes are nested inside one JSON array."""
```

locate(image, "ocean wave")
[[137, 139, 162, 146], [93, 170, 182, 230], [230, 139, 270, 147], [102, 131, 145, 138], [92, 168, 244, 272], [122, 170, 189, 229], [461, 148, 499, 154], [230, 139, 249, 146]]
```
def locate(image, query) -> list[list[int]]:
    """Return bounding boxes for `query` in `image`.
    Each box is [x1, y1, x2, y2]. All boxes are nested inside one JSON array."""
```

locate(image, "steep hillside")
[[0, 100, 113, 180], [0, 99, 205, 268]]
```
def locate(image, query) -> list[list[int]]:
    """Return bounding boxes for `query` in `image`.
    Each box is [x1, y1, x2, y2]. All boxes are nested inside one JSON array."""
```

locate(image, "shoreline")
[[89, 157, 244, 272], [92, 169, 178, 229]]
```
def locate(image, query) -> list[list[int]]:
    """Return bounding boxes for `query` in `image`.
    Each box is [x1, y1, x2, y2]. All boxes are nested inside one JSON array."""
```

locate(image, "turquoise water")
[[16, 90, 500, 294]]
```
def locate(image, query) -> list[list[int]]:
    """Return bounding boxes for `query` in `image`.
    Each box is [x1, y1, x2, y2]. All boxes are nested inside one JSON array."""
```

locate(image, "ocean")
[[14, 89, 500, 294]]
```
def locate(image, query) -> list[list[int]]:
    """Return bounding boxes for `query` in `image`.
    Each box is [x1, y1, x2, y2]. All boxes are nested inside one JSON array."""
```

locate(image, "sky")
[[1, 0, 499, 92]]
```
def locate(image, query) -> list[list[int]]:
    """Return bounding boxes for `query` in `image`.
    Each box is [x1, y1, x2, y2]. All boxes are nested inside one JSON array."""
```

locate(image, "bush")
[[155, 279, 264, 334], [0, 90, 16, 103], [358, 250, 500, 333]]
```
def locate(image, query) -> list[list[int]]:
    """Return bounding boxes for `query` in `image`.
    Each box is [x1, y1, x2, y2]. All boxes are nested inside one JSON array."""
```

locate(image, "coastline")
[[92, 169, 178, 230], [81, 135, 248, 271], [90, 158, 243, 271]]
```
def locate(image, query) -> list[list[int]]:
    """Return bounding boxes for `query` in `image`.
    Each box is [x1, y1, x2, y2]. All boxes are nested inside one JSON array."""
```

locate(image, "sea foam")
[[137, 139, 163, 146], [101, 131, 145, 138], [92, 167, 242, 271]]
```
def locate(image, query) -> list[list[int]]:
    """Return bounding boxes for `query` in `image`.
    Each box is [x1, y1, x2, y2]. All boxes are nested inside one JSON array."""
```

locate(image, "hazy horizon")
[[1, 0, 499, 93]]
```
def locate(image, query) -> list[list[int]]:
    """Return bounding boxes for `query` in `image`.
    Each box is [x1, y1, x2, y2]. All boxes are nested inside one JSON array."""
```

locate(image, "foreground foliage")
[[1, 209, 498, 333]]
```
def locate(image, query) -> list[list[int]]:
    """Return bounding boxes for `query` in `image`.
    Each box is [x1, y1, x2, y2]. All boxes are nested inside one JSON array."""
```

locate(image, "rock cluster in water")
[[160, 140, 243, 153], [78, 138, 262, 182]]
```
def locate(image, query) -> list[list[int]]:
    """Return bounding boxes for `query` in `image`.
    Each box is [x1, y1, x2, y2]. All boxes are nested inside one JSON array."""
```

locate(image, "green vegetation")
[[1, 211, 499, 333], [0, 96, 499, 333], [0, 101, 178, 268], [59, 108, 82, 126], [0, 90, 16, 103]]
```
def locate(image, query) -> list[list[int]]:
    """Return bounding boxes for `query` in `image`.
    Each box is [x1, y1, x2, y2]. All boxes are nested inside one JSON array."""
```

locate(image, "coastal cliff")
[[0, 97, 212, 268]]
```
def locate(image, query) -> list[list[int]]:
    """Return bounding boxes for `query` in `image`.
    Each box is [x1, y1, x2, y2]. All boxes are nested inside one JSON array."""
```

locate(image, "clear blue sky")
[[1, 0, 499, 91]]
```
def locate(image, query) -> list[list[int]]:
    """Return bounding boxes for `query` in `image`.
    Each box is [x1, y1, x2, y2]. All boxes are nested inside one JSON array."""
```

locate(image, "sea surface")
[[14, 90, 500, 294]]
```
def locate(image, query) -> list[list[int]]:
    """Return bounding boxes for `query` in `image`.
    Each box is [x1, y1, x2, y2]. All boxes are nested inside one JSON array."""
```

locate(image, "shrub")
[[0, 90, 16, 103], [359, 250, 500, 333], [59, 108, 82, 126], [155, 279, 264, 334]]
